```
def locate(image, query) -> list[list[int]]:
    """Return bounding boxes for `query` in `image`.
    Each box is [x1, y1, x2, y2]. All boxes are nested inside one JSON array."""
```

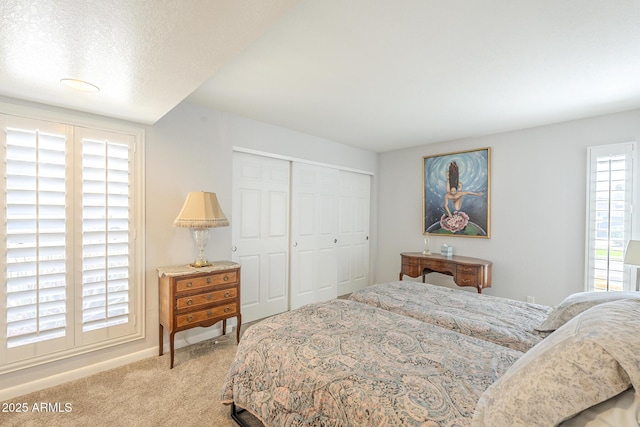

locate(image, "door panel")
[[232, 152, 290, 322], [338, 171, 371, 296], [237, 254, 260, 308], [290, 163, 339, 309]]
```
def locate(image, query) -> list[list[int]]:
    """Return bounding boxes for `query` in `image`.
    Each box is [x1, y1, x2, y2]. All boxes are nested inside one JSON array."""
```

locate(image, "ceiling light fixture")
[[60, 78, 100, 93]]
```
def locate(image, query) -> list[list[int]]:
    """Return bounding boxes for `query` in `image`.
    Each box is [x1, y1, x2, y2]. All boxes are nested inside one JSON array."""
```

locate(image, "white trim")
[[232, 146, 374, 176], [0, 347, 157, 401], [0, 100, 143, 134]]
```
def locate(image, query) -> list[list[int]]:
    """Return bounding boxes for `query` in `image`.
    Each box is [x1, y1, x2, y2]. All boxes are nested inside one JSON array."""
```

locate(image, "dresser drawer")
[[176, 287, 237, 311], [176, 303, 237, 328], [175, 271, 238, 293]]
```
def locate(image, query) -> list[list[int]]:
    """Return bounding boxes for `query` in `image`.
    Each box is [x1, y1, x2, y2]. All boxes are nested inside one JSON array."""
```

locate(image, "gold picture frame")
[[423, 147, 491, 238]]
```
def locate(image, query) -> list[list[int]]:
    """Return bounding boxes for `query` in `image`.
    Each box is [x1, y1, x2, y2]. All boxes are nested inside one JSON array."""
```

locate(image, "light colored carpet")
[[1, 332, 262, 427]]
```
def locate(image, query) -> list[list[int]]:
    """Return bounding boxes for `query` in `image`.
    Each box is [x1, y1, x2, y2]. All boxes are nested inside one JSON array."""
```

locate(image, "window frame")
[[584, 141, 637, 293], [0, 102, 145, 374]]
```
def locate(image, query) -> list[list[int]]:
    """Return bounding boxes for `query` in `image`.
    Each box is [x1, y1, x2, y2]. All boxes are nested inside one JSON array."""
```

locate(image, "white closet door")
[[338, 171, 371, 296], [232, 152, 290, 323], [290, 163, 339, 309]]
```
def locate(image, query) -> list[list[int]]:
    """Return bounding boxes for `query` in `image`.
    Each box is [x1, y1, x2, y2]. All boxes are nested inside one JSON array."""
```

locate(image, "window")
[[585, 142, 635, 292], [1, 108, 144, 372]]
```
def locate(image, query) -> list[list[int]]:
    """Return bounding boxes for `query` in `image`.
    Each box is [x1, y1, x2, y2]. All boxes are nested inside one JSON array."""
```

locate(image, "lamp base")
[[190, 260, 212, 268], [190, 228, 212, 268]]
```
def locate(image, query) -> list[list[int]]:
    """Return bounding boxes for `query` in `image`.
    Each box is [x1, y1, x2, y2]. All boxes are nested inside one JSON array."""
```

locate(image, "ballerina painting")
[[423, 148, 490, 237]]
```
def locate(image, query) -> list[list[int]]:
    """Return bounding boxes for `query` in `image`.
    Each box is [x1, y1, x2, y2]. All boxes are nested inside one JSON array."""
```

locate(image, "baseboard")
[[0, 347, 158, 401]]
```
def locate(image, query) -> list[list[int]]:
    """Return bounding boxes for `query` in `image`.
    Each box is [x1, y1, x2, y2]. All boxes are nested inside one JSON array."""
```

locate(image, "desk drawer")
[[176, 287, 237, 311], [176, 271, 238, 293], [176, 303, 237, 328], [456, 265, 480, 286]]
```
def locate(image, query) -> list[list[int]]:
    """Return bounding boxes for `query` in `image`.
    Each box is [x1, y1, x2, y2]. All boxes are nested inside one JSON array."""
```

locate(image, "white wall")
[[376, 108, 640, 306]]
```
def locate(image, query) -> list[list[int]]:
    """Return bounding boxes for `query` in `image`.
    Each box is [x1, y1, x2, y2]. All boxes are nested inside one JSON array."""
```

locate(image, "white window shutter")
[[78, 130, 135, 344], [586, 142, 635, 292], [3, 121, 70, 361], [1, 109, 144, 371]]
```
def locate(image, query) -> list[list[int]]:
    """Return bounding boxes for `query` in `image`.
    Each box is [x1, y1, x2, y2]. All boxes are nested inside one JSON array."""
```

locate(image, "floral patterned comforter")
[[349, 281, 552, 352], [222, 299, 522, 427]]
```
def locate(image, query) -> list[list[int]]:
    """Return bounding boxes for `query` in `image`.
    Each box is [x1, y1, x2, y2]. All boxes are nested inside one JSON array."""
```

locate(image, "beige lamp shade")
[[624, 240, 640, 266], [174, 192, 229, 228]]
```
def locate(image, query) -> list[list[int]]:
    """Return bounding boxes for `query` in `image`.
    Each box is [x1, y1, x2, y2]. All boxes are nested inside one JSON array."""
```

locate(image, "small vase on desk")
[[423, 232, 431, 255]]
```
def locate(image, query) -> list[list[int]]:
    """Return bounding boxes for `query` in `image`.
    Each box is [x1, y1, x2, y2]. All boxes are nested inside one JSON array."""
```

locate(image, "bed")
[[348, 281, 551, 352], [222, 282, 640, 426]]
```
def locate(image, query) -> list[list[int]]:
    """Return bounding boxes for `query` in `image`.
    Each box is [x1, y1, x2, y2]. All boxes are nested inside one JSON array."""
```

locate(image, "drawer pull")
[[187, 282, 193, 288], [206, 277, 211, 284], [187, 315, 193, 322], [224, 307, 231, 313], [224, 291, 231, 298], [207, 294, 212, 300], [186, 299, 193, 306], [207, 310, 212, 317], [223, 275, 229, 282]]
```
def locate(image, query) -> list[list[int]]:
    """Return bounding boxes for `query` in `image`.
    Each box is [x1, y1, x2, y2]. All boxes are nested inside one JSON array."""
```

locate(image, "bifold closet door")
[[338, 170, 371, 296], [231, 152, 290, 323], [290, 163, 339, 310]]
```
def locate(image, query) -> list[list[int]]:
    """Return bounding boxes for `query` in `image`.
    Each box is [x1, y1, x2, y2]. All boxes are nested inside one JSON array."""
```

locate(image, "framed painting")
[[423, 147, 490, 238]]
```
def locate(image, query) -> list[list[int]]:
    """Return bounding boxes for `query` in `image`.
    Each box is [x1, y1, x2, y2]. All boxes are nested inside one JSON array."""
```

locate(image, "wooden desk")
[[399, 252, 492, 293]]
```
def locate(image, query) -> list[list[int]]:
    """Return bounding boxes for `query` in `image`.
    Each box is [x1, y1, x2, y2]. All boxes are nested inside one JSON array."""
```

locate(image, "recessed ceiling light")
[[60, 78, 100, 93]]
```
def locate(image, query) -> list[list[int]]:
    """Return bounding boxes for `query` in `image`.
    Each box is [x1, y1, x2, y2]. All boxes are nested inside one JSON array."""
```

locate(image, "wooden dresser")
[[158, 261, 241, 368], [400, 252, 492, 293]]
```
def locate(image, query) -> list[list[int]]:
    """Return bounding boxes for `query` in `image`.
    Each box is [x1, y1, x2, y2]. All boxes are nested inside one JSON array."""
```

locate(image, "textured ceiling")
[[1, 1, 640, 153], [0, 0, 298, 124]]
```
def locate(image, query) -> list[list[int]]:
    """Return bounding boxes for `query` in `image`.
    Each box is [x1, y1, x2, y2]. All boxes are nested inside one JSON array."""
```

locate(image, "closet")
[[231, 151, 371, 323]]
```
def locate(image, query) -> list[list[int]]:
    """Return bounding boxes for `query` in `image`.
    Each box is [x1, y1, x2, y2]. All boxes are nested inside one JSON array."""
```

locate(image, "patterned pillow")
[[536, 291, 640, 332], [472, 299, 640, 427]]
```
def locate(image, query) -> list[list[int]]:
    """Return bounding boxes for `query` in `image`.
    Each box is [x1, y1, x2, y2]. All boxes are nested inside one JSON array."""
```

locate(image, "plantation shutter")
[[2, 111, 143, 369], [3, 119, 72, 359], [586, 142, 635, 292], [78, 128, 135, 345]]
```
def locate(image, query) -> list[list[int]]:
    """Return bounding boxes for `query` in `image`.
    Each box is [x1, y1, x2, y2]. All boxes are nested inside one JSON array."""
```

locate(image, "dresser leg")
[[236, 314, 242, 343], [222, 319, 227, 335], [169, 331, 176, 369], [159, 324, 164, 356]]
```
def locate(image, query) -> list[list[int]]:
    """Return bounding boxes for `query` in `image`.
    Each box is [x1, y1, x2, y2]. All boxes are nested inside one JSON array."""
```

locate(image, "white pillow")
[[472, 299, 640, 427], [536, 291, 640, 332]]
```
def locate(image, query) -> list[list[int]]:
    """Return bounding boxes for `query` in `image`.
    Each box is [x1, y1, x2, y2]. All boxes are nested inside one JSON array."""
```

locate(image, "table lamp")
[[174, 191, 229, 267], [623, 240, 640, 292]]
